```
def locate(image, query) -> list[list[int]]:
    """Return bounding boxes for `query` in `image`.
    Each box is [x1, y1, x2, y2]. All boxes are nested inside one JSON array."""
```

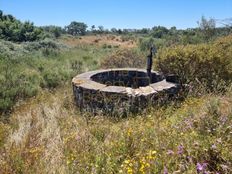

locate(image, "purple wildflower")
[[184, 119, 193, 129], [76, 134, 81, 141], [177, 145, 184, 155], [163, 166, 168, 174], [187, 156, 193, 163], [196, 162, 207, 173], [219, 116, 227, 124], [167, 150, 174, 155]]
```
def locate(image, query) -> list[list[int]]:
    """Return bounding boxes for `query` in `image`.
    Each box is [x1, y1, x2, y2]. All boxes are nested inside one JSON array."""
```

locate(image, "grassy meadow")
[[1, 20, 232, 173]]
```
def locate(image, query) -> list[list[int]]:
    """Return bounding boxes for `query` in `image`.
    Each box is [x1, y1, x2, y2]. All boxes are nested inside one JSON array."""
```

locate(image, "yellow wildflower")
[[151, 150, 157, 155], [127, 167, 133, 174], [127, 128, 132, 136], [66, 160, 71, 165]]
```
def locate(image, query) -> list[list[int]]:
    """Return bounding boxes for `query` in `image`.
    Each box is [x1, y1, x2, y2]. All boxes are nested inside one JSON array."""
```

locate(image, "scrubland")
[[1, 33, 232, 173]]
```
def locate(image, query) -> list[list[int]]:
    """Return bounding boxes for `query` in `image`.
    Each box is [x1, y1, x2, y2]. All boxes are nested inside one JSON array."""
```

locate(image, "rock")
[[72, 68, 181, 115]]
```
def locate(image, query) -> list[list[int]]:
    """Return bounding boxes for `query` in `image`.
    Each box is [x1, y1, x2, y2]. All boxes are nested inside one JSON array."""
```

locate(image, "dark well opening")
[[91, 70, 163, 88]]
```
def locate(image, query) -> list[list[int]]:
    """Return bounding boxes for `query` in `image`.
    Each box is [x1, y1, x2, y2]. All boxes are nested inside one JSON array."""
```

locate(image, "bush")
[[100, 49, 145, 69], [102, 44, 112, 49], [0, 61, 41, 112], [156, 35, 232, 91], [0, 11, 45, 42], [23, 39, 69, 57], [42, 70, 61, 88], [0, 40, 29, 57], [139, 37, 155, 51], [139, 37, 166, 51], [120, 35, 136, 42], [0, 39, 67, 58], [24, 39, 64, 51]]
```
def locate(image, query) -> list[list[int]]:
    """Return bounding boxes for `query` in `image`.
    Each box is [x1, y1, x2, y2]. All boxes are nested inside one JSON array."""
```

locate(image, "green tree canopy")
[[0, 11, 44, 42], [41, 25, 64, 38], [66, 21, 87, 36], [151, 26, 169, 38]]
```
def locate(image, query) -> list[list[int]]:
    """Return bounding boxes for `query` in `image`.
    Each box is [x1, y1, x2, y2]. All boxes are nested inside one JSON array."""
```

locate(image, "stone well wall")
[[72, 68, 181, 115]]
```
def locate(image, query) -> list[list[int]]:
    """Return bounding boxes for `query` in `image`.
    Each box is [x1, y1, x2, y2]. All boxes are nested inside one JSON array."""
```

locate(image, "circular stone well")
[[72, 68, 180, 114]]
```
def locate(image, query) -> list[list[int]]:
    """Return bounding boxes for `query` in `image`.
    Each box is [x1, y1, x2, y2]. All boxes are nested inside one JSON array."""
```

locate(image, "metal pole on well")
[[146, 45, 156, 83]]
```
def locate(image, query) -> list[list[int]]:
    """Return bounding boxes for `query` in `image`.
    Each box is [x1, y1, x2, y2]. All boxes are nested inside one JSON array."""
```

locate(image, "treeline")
[[1, 10, 232, 43], [0, 10, 45, 42]]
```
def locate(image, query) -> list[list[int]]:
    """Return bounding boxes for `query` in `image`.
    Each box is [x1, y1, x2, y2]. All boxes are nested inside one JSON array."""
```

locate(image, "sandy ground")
[[59, 34, 136, 48]]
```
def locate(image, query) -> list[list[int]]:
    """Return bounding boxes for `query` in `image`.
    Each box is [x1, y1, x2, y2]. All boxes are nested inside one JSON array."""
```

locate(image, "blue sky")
[[1, 0, 232, 29]]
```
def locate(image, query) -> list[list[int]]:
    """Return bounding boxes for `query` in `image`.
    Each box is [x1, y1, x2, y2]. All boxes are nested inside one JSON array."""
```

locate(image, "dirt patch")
[[60, 35, 136, 48]]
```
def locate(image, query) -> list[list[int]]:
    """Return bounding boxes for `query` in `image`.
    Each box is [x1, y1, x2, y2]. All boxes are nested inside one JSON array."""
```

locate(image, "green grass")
[[0, 35, 232, 174], [0, 40, 114, 113], [0, 84, 232, 173]]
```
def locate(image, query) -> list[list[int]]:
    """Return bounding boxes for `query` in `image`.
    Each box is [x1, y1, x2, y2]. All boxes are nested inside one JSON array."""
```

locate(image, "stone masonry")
[[72, 68, 181, 115]]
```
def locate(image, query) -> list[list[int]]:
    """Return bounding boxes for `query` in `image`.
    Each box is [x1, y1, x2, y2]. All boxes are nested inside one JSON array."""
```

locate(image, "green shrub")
[[17, 70, 41, 98], [71, 60, 83, 74], [139, 37, 155, 51], [138, 37, 166, 51], [0, 40, 29, 57], [0, 39, 68, 59], [41, 48, 59, 57], [0, 64, 41, 112], [0, 98, 14, 112], [156, 35, 232, 91], [121, 35, 136, 42], [82, 55, 92, 61], [42, 70, 61, 88], [102, 44, 112, 49], [24, 39, 67, 51]]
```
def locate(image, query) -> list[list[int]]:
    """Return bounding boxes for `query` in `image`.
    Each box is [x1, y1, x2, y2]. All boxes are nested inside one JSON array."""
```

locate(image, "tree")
[[0, 11, 44, 42], [53, 27, 61, 38], [111, 28, 117, 33], [98, 25, 104, 34], [169, 26, 177, 35], [6, 14, 14, 21], [140, 28, 150, 34], [198, 16, 216, 41], [41, 25, 63, 38], [66, 21, 87, 36], [117, 29, 122, 34], [151, 26, 169, 38], [0, 10, 3, 20], [91, 25, 96, 32]]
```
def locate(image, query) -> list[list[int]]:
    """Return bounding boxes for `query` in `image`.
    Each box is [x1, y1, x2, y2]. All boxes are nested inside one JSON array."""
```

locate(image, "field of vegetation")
[[1, 11, 232, 173]]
